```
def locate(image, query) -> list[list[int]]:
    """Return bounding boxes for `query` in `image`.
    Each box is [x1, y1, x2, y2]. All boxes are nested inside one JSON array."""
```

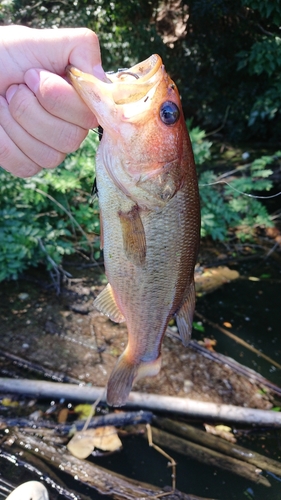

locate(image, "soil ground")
[[0, 261, 274, 410]]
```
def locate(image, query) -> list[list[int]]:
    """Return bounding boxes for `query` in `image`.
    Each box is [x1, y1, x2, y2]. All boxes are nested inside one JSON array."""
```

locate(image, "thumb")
[[42, 28, 105, 77]]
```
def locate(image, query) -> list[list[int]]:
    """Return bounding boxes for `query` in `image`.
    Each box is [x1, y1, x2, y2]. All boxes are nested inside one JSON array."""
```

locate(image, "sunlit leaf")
[[67, 426, 122, 459]]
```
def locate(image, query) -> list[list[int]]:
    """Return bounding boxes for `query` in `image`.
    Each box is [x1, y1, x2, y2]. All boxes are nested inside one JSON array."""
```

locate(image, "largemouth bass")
[[67, 55, 200, 406]]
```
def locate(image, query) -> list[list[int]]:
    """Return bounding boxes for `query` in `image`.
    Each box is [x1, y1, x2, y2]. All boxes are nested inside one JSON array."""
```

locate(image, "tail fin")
[[106, 354, 162, 407], [106, 355, 138, 407]]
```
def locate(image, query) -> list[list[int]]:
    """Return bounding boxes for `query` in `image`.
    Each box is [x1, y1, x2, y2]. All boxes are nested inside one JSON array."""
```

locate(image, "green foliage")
[[2, 0, 281, 140], [0, 131, 100, 281], [189, 122, 277, 241], [187, 120, 212, 165]]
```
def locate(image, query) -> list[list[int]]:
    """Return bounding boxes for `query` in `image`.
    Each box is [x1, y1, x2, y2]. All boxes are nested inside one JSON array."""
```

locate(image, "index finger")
[[24, 69, 98, 129]]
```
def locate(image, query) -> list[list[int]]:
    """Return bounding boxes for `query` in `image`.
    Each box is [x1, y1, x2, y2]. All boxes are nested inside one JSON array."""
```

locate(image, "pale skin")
[[0, 25, 105, 177]]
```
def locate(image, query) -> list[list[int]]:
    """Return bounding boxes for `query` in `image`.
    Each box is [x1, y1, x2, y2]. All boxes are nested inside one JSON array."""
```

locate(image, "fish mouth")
[[66, 54, 163, 107]]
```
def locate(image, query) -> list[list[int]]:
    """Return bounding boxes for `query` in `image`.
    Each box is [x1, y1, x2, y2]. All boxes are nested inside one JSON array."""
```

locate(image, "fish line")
[[198, 179, 281, 200]]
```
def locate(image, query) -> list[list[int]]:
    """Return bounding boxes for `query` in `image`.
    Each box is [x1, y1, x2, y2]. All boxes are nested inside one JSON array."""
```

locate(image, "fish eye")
[[160, 101, 180, 125]]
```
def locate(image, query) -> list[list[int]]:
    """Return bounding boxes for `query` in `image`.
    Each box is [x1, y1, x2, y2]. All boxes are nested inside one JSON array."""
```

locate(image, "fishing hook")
[[117, 71, 140, 79]]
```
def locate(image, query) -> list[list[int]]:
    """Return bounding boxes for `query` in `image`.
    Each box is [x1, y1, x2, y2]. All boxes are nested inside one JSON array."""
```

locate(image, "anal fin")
[[118, 205, 146, 266], [94, 283, 125, 323], [175, 280, 196, 346]]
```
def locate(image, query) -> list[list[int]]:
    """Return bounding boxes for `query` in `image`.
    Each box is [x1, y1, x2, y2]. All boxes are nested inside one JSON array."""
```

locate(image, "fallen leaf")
[[58, 408, 69, 423], [74, 404, 94, 419], [204, 423, 236, 443], [198, 338, 217, 351], [67, 431, 95, 459], [67, 426, 122, 459], [1, 398, 19, 408]]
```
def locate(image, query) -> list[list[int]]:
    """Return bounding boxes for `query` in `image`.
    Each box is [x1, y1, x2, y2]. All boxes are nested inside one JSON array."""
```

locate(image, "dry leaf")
[[198, 338, 217, 351], [67, 431, 95, 459], [223, 321, 232, 328], [204, 423, 237, 443], [91, 426, 122, 451], [195, 266, 239, 294], [67, 426, 122, 459], [58, 408, 69, 424]]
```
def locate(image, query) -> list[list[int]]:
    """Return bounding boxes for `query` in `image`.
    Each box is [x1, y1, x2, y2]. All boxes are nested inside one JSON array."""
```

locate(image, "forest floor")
[[0, 244, 278, 411]]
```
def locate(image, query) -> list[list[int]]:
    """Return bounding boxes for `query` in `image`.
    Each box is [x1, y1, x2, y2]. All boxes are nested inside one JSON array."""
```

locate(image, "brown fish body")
[[67, 55, 200, 406]]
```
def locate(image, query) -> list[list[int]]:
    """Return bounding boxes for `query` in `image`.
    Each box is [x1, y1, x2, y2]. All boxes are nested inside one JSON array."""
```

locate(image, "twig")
[[194, 311, 281, 370], [146, 427, 271, 487], [204, 106, 230, 137], [147, 423, 177, 492], [82, 390, 106, 432], [29, 187, 94, 259], [38, 237, 72, 294], [1, 379, 281, 426]]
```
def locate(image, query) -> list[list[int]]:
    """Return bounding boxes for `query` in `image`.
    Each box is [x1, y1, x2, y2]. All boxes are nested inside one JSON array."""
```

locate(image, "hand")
[[0, 26, 104, 177]]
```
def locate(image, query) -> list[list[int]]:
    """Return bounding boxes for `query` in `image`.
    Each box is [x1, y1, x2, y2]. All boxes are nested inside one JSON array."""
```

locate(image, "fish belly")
[[96, 158, 199, 405]]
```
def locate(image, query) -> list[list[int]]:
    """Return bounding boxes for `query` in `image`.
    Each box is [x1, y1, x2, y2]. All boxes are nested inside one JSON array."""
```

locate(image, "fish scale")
[[67, 54, 200, 406]]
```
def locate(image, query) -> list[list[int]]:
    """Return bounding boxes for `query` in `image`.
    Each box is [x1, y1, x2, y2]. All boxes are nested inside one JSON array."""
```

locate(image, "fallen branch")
[[0, 411, 153, 433], [0, 350, 80, 384], [1, 378, 281, 426], [146, 426, 271, 487], [154, 417, 281, 476], [2, 431, 213, 500], [167, 329, 281, 397]]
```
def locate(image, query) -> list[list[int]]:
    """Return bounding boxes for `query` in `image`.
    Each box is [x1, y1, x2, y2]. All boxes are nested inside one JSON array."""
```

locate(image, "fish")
[[67, 54, 200, 406]]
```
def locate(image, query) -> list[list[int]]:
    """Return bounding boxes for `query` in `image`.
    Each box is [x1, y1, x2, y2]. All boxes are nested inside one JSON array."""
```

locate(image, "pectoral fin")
[[175, 281, 196, 346], [118, 205, 146, 266], [94, 283, 125, 323]]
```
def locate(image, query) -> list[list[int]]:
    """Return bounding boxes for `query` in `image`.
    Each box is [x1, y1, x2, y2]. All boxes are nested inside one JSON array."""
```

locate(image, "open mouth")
[[66, 54, 162, 105]]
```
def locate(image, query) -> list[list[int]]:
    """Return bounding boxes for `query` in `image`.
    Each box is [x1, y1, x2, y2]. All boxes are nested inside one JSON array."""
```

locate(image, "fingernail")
[[24, 68, 40, 94], [93, 64, 107, 81], [6, 85, 18, 104]]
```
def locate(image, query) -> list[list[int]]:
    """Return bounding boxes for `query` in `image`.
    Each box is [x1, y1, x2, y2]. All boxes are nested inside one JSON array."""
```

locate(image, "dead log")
[[1, 378, 281, 426], [0, 411, 153, 433], [154, 417, 281, 476], [1, 431, 215, 500], [146, 426, 271, 487]]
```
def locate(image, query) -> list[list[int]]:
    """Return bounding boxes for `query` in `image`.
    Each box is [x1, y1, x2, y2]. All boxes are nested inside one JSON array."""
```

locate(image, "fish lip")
[[66, 54, 162, 81], [66, 55, 163, 106], [112, 54, 162, 82]]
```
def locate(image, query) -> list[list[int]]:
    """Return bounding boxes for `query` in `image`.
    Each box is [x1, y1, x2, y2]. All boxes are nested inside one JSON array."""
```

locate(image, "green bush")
[[188, 122, 277, 241], [0, 130, 100, 281]]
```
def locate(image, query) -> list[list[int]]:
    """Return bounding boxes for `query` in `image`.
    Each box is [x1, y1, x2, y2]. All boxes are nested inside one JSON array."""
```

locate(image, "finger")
[[7, 83, 88, 154], [0, 98, 41, 177], [0, 94, 65, 169], [1, 27, 105, 93], [37, 27, 103, 75], [24, 69, 98, 129]]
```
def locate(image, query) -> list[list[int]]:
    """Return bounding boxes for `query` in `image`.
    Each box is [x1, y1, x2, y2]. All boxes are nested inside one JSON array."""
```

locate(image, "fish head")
[[67, 55, 193, 209]]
